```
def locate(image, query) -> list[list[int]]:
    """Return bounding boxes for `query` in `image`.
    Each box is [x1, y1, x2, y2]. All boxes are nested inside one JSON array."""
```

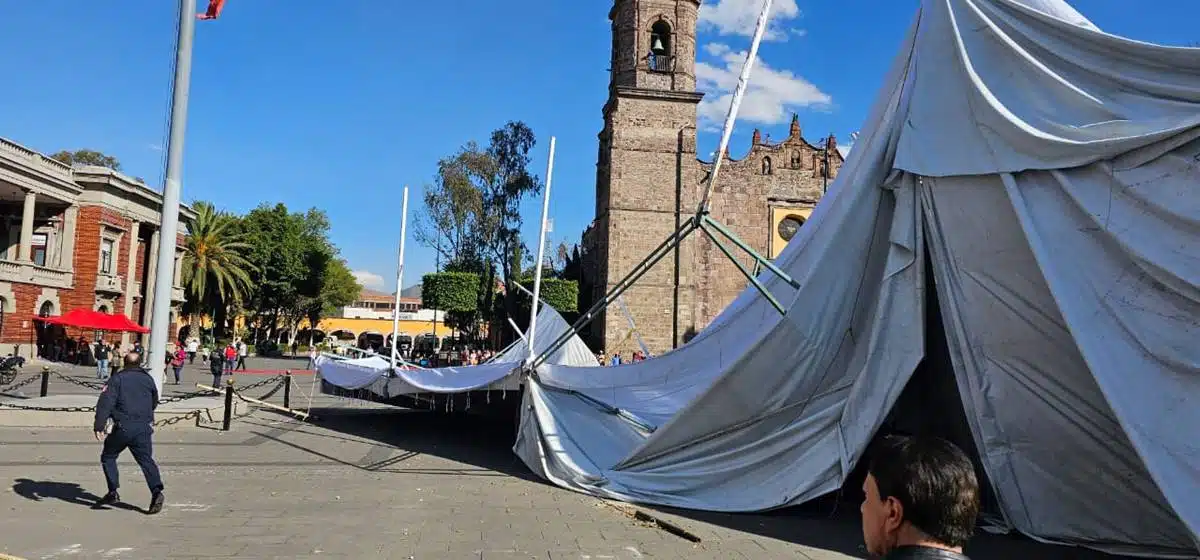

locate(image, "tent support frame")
[[528, 210, 798, 370]]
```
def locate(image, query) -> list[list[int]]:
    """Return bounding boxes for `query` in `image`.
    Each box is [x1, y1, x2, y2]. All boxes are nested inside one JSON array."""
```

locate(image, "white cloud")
[[696, 44, 833, 130], [351, 270, 385, 290], [698, 0, 802, 41]]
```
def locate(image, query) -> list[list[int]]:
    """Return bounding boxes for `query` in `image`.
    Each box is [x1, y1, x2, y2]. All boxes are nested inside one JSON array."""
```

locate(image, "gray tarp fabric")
[[514, 0, 1200, 555]]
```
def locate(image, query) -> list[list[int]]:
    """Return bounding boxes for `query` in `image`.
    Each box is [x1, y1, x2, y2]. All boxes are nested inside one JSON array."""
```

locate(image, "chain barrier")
[[51, 372, 106, 391], [0, 401, 96, 412], [235, 375, 284, 394], [151, 409, 204, 428], [251, 378, 285, 401], [0, 373, 40, 395]]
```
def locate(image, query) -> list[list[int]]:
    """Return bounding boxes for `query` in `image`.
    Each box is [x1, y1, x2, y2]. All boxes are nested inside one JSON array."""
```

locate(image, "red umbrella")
[[34, 308, 150, 333]]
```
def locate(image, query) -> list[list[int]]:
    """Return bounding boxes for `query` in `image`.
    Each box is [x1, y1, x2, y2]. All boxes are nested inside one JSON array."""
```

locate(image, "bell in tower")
[[608, 0, 700, 92]]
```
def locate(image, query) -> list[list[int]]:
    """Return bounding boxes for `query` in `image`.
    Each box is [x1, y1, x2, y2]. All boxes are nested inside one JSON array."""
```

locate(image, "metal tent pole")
[[390, 186, 410, 371], [525, 137, 556, 364]]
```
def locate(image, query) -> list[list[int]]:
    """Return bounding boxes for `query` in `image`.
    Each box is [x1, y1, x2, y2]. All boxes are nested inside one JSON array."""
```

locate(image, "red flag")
[[197, 0, 225, 20]]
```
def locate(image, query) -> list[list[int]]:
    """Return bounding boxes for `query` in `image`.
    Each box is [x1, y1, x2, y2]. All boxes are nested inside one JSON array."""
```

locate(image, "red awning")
[[34, 309, 150, 333]]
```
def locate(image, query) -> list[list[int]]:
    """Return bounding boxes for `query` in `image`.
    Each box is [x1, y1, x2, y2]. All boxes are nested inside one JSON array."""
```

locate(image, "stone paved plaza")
[[0, 359, 1141, 559]]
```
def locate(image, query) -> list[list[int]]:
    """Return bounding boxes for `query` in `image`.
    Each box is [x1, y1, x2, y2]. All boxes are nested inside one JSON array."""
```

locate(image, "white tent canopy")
[[318, 302, 596, 396], [514, 0, 1200, 555]]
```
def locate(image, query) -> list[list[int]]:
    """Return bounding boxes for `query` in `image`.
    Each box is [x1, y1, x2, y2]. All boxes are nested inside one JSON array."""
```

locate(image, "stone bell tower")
[[590, 0, 704, 355]]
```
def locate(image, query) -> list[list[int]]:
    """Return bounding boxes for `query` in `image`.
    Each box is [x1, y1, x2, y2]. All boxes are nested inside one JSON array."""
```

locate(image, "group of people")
[[597, 350, 648, 366]]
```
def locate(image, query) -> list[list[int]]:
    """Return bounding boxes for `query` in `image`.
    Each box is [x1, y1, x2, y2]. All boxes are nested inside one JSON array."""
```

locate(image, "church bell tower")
[[591, 0, 704, 354]]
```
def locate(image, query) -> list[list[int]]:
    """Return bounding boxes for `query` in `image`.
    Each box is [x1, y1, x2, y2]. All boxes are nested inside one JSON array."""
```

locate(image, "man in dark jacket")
[[92, 352, 165, 514], [860, 435, 980, 559]]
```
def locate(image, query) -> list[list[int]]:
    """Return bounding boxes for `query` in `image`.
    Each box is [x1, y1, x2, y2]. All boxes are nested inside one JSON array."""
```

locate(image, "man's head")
[[123, 352, 141, 369], [861, 435, 980, 556]]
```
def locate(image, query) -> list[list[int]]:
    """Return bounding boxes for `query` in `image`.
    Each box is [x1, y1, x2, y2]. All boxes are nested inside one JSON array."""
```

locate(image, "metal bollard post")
[[222, 378, 234, 431], [39, 367, 50, 397], [283, 370, 292, 409]]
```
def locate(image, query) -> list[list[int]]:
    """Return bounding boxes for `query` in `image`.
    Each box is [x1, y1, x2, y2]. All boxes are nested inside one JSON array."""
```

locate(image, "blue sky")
[[1, 1, 1196, 292]]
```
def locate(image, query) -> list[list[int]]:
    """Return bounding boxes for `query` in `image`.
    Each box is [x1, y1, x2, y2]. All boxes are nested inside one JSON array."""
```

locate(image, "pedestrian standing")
[[170, 344, 186, 385], [209, 347, 225, 389], [307, 346, 317, 371], [94, 340, 110, 380], [223, 343, 236, 375], [235, 340, 248, 371], [186, 338, 199, 364], [92, 352, 165, 514]]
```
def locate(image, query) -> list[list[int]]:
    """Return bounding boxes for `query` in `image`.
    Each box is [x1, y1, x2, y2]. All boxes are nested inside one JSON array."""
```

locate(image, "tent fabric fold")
[[511, 0, 1200, 555]]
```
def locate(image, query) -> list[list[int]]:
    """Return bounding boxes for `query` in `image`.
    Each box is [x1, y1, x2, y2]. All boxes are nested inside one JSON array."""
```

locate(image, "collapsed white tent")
[[514, 0, 1200, 555], [317, 302, 596, 395]]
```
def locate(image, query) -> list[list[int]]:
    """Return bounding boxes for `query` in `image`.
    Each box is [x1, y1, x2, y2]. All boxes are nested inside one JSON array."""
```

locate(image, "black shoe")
[[93, 491, 119, 509], [148, 491, 164, 515]]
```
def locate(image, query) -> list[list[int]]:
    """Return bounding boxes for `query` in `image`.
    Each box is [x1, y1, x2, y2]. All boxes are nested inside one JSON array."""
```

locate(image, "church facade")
[[582, 0, 843, 355]]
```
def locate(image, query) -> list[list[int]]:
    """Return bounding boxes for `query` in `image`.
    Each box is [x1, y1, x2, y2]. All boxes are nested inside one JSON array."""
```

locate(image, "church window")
[[648, 20, 673, 72], [777, 215, 806, 242], [762, 156, 773, 175], [791, 150, 802, 169]]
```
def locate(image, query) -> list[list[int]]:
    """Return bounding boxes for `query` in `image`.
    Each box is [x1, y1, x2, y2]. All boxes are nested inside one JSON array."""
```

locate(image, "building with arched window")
[[0, 137, 195, 359], [583, 0, 846, 355]]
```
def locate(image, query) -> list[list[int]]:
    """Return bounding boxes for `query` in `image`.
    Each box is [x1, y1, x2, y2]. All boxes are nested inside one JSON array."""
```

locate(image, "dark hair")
[[868, 435, 980, 548], [124, 352, 141, 369]]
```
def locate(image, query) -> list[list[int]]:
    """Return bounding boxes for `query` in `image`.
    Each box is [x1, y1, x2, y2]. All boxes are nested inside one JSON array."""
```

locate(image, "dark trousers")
[[100, 424, 163, 494], [212, 372, 222, 388], [235, 356, 246, 370]]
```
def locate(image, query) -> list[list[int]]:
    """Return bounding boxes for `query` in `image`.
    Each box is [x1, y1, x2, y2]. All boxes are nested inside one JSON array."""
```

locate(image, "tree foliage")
[[415, 121, 542, 346], [422, 272, 479, 313], [50, 149, 122, 171], [520, 278, 579, 313], [181, 201, 256, 341]]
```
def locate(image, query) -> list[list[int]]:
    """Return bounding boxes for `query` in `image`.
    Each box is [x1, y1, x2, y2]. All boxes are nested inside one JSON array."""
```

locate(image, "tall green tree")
[[181, 201, 256, 341], [301, 258, 361, 345], [240, 203, 336, 343]]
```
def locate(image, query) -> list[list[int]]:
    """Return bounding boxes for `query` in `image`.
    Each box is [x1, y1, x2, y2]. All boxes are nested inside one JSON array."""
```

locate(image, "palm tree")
[[181, 201, 255, 342]]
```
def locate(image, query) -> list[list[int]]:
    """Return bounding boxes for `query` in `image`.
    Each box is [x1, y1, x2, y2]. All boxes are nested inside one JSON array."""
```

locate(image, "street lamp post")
[[147, 0, 198, 394]]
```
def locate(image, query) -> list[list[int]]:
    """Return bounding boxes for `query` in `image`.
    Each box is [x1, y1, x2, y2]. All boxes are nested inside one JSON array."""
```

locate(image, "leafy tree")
[[414, 151, 486, 265], [416, 121, 542, 347], [301, 258, 361, 345], [50, 149, 121, 171], [181, 201, 256, 341], [519, 278, 578, 313], [422, 271, 481, 335], [240, 203, 337, 343]]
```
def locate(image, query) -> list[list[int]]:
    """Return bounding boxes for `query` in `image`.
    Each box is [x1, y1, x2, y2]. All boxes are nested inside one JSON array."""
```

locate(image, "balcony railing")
[[0, 137, 74, 179], [96, 274, 124, 294], [0, 259, 73, 289], [648, 54, 674, 73]]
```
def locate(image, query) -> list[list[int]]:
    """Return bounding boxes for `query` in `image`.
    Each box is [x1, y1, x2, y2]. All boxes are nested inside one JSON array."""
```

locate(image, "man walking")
[[860, 435, 980, 559], [92, 352, 165, 514], [93, 340, 110, 380]]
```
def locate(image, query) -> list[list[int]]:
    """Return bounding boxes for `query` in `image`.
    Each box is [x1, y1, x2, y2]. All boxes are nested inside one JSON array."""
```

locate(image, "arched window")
[[762, 156, 773, 175], [648, 20, 672, 72], [39, 301, 54, 317], [98, 305, 109, 314], [791, 150, 802, 169], [777, 214, 806, 242]]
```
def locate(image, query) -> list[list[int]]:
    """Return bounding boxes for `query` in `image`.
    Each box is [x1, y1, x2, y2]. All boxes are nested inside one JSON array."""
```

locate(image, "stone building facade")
[[0, 137, 194, 359], [584, 0, 843, 355]]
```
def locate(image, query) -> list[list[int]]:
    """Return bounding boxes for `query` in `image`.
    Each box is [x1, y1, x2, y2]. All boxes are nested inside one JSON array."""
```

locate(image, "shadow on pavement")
[[280, 406, 543, 483], [10, 478, 140, 513], [646, 494, 1142, 560]]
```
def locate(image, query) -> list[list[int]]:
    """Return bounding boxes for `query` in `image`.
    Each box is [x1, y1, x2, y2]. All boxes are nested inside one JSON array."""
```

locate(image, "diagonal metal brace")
[[698, 221, 787, 314], [528, 216, 699, 370]]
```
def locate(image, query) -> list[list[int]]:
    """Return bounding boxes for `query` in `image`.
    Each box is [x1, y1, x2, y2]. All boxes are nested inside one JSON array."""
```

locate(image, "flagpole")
[[147, 0, 197, 395], [525, 136, 556, 365], [390, 187, 410, 371]]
